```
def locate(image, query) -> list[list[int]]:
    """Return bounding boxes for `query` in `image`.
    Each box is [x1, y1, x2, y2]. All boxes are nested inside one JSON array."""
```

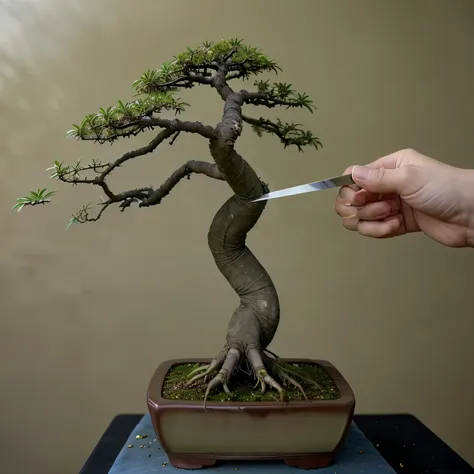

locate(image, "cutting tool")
[[252, 173, 355, 202]]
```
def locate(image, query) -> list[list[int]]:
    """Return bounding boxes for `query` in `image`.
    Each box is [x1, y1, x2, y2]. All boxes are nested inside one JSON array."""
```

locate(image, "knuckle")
[[358, 217, 400, 238], [348, 184, 362, 193], [373, 167, 387, 181], [338, 185, 354, 200], [342, 216, 359, 231], [357, 202, 390, 220], [397, 165, 414, 183], [334, 202, 343, 216], [357, 222, 387, 238]]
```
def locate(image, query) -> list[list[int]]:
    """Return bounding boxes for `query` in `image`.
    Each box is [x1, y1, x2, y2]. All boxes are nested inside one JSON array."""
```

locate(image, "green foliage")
[[14, 38, 322, 226], [66, 92, 189, 142], [131, 39, 280, 94], [251, 118, 322, 152], [65, 39, 309, 146], [46, 158, 106, 182], [66, 203, 98, 230], [13, 188, 56, 212], [253, 79, 315, 112], [247, 80, 318, 150], [66, 216, 79, 230], [47, 160, 71, 180]]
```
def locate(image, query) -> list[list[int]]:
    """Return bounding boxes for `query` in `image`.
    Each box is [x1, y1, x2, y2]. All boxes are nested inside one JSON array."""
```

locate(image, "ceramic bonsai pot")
[[147, 358, 355, 470]]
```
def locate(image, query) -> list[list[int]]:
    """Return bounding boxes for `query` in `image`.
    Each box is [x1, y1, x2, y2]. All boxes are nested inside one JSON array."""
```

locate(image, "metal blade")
[[252, 174, 355, 202]]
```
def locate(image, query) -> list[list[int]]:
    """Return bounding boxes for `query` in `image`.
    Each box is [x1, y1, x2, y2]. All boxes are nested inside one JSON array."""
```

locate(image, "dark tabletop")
[[79, 413, 473, 474]]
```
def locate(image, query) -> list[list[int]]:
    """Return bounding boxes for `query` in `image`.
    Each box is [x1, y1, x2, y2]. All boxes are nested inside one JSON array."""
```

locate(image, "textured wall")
[[1, 1, 473, 472]]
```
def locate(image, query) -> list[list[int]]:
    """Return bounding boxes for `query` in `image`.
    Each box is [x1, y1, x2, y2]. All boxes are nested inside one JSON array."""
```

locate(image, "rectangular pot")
[[147, 358, 355, 470]]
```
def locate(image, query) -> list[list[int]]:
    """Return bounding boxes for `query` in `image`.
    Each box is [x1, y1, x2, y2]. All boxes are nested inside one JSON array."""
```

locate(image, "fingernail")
[[352, 165, 370, 180]]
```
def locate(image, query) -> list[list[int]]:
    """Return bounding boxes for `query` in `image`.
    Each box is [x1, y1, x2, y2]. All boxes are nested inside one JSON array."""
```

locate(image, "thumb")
[[351, 165, 407, 194]]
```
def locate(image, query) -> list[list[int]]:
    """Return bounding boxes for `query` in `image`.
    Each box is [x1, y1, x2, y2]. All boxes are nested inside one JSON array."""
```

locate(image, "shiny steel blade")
[[252, 174, 355, 202]]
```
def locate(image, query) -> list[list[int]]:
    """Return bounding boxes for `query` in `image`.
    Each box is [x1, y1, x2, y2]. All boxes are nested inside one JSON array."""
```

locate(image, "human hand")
[[334, 148, 474, 247]]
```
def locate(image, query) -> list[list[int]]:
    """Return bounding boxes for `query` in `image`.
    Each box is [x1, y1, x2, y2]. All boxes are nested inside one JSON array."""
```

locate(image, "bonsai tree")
[[15, 39, 323, 405]]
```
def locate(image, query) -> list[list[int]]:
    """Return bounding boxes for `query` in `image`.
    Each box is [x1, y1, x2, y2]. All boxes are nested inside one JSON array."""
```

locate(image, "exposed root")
[[202, 347, 241, 410], [247, 346, 287, 402], [184, 345, 324, 407], [185, 348, 228, 387], [203, 372, 226, 410], [263, 348, 280, 360], [253, 373, 267, 394], [187, 365, 210, 378], [282, 366, 323, 391], [263, 349, 323, 391], [223, 382, 233, 396], [260, 369, 286, 400], [185, 361, 219, 386], [277, 370, 308, 400]]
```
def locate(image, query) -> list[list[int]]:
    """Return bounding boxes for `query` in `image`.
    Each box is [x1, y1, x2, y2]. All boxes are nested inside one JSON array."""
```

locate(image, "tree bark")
[[196, 86, 281, 395]]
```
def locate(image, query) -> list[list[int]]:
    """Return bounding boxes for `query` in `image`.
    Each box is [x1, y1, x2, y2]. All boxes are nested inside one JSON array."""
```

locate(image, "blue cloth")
[[108, 413, 396, 473]]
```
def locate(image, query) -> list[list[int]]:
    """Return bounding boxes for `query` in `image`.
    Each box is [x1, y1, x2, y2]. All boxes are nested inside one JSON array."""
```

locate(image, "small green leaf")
[[13, 203, 26, 212], [66, 217, 78, 231]]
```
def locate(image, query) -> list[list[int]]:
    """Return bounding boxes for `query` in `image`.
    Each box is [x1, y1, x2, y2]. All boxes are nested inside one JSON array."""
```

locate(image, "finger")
[[355, 199, 400, 221], [357, 214, 404, 238], [337, 184, 358, 202], [362, 153, 400, 170], [338, 181, 388, 206], [341, 165, 362, 194], [343, 151, 406, 187], [343, 165, 357, 176], [342, 215, 359, 231], [363, 148, 433, 170], [352, 189, 387, 206], [336, 188, 394, 220], [341, 165, 394, 205], [337, 186, 379, 207], [336, 202, 357, 219], [335, 197, 357, 219], [335, 186, 358, 218]]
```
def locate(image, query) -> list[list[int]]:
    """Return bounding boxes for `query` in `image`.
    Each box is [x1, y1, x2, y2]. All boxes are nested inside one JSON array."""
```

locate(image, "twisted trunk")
[[183, 75, 319, 404], [184, 87, 298, 403], [208, 90, 280, 355], [212, 92, 279, 343], [207, 147, 280, 355]]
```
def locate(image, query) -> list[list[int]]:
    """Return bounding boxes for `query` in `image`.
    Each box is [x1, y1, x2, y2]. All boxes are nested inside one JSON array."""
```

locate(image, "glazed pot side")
[[147, 359, 355, 460]]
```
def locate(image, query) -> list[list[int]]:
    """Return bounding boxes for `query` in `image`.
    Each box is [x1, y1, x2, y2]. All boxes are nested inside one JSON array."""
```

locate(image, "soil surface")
[[162, 361, 340, 402]]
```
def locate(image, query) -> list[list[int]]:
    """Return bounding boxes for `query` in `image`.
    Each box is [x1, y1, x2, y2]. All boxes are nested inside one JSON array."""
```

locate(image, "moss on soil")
[[162, 361, 340, 402]]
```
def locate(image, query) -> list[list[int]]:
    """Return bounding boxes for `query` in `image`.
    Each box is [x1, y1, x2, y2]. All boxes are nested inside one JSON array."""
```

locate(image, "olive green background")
[[1, 1, 473, 473]]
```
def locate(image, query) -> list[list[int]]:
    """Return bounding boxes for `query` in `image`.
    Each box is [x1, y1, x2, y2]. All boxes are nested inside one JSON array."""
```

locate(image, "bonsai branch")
[[212, 66, 235, 101], [82, 116, 216, 143], [140, 160, 223, 207], [57, 125, 215, 196], [68, 159, 223, 225], [242, 114, 322, 151], [112, 116, 215, 138], [241, 90, 315, 112], [99, 129, 175, 180], [147, 74, 213, 91]]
